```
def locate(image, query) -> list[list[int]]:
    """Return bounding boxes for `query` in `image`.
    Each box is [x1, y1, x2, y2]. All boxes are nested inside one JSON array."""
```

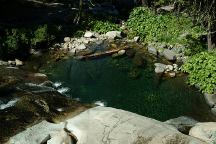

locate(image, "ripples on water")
[[41, 57, 215, 121]]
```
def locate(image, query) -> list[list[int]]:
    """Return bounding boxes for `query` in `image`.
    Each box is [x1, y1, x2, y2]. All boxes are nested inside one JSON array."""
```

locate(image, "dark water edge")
[[41, 56, 216, 122]]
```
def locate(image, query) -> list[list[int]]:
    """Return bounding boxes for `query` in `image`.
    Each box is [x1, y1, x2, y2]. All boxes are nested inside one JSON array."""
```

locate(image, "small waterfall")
[[22, 83, 56, 93], [0, 98, 19, 110], [57, 87, 70, 94], [94, 101, 107, 107]]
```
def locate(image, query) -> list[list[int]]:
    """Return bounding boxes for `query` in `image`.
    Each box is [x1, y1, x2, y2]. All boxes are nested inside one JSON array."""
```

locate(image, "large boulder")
[[164, 116, 198, 134], [8, 107, 207, 144], [189, 122, 216, 143], [204, 93, 216, 107], [163, 49, 177, 61], [65, 107, 206, 144]]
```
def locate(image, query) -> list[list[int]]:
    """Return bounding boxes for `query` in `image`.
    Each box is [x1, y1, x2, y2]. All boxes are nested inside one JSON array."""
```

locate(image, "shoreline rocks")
[[154, 62, 180, 77], [189, 122, 216, 143], [8, 107, 207, 144], [164, 116, 198, 134]]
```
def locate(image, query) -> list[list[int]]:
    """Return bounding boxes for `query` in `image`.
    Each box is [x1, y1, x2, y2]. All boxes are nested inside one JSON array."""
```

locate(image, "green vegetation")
[[182, 52, 216, 94], [126, 7, 205, 45], [31, 25, 55, 48], [0, 25, 55, 59], [82, 16, 120, 34], [87, 20, 120, 34]]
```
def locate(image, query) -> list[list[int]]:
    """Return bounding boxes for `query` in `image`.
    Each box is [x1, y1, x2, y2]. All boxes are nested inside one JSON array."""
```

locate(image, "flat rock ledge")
[[8, 107, 207, 144]]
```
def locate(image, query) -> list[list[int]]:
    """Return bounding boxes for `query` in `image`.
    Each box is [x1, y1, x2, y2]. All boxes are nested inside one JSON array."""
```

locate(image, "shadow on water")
[[41, 56, 216, 122]]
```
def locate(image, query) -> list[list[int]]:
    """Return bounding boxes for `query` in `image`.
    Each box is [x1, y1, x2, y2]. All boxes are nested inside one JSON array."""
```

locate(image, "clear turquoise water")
[[42, 56, 215, 121]]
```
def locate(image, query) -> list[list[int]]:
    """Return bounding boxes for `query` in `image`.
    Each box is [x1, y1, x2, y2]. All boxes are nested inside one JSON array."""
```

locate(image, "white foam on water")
[[0, 98, 19, 110], [74, 98, 81, 101], [94, 101, 106, 107], [57, 87, 70, 94], [54, 82, 62, 88], [6, 67, 19, 69]]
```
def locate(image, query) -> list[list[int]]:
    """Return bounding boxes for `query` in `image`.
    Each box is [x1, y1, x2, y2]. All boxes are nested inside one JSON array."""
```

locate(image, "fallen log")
[[77, 46, 130, 60]]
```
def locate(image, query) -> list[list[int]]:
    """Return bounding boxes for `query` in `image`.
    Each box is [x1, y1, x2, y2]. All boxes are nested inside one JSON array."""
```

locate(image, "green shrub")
[[181, 52, 216, 94], [82, 17, 120, 34], [0, 25, 56, 59], [31, 25, 55, 48], [1, 29, 30, 58], [126, 7, 205, 46]]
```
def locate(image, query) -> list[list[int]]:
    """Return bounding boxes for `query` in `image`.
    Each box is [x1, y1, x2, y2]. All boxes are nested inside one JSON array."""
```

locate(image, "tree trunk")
[[74, 0, 83, 24], [207, 19, 214, 51]]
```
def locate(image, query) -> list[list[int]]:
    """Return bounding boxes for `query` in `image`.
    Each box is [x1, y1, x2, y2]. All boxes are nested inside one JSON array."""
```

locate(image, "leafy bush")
[[0, 25, 56, 59], [31, 25, 55, 48], [1, 29, 30, 58], [82, 17, 120, 34], [181, 52, 216, 93], [126, 7, 205, 45]]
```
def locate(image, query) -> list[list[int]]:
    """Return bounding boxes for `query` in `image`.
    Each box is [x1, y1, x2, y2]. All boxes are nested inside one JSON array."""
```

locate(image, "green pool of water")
[[41, 56, 214, 121]]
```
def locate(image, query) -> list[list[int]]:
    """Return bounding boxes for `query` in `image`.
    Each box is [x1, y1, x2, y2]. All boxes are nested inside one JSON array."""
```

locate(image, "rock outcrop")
[[189, 122, 216, 143], [8, 107, 207, 144]]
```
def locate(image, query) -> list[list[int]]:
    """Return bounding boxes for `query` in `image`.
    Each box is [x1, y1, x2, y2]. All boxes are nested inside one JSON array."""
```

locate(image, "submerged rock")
[[126, 49, 136, 57], [133, 54, 146, 67]]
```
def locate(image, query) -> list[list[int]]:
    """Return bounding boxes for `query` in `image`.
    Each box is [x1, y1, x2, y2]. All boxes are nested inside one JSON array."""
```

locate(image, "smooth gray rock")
[[8, 121, 65, 144], [0, 60, 8, 66], [154, 63, 166, 73], [33, 73, 47, 78], [133, 36, 140, 42], [189, 122, 216, 143], [76, 44, 87, 51], [64, 37, 71, 43], [118, 50, 126, 55], [204, 93, 216, 107], [47, 130, 75, 144], [8, 107, 207, 144], [166, 65, 174, 71], [211, 107, 216, 116], [8, 60, 16, 66], [84, 31, 95, 38], [65, 107, 206, 144], [163, 49, 177, 61], [15, 59, 23, 66], [155, 66, 165, 73], [148, 46, 158, 55], [165, 116, 198, 134], [69, 49, 76, 56], [154, 63, 167, 69], [105, 31, 122, 39]]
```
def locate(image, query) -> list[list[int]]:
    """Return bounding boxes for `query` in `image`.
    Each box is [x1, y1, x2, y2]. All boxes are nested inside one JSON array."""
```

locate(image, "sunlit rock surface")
[[9, 107, 207, 144]]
